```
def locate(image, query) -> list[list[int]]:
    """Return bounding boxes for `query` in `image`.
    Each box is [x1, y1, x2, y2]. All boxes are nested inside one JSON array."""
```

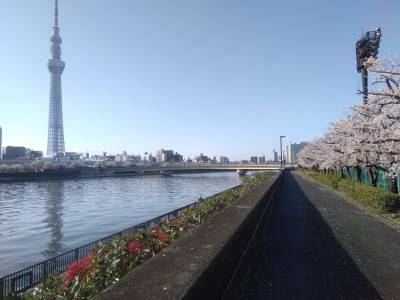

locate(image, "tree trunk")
[[368, 167, 379, 187], [390, 177, 399, 194], [340, 167, 345, 179], [346, 166, 351, 179], [355, 166, 362, 183]]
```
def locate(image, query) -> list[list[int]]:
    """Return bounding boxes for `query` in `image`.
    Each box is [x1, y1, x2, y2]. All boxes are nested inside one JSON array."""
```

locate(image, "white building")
[[286, 143, 293, 163]]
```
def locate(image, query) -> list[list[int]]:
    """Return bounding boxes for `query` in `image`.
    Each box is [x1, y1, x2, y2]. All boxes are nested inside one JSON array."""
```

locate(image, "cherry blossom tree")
[[298, 55, 400, 193]]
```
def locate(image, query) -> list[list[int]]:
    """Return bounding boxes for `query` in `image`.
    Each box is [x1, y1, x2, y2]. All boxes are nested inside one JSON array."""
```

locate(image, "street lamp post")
[[280, 135, 285, 171]]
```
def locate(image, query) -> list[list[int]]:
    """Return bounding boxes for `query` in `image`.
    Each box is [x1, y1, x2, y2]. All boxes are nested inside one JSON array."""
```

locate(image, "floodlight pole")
[[356, 27, 382, 105], [361, 68, 368, 104]]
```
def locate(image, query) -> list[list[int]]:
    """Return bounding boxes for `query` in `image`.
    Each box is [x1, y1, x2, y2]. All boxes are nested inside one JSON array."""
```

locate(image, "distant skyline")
[[1, 0, 400, 160]]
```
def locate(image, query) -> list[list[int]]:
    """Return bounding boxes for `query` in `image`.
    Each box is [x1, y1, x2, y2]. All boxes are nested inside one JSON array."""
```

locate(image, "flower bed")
[[8, 172, 271, 300]]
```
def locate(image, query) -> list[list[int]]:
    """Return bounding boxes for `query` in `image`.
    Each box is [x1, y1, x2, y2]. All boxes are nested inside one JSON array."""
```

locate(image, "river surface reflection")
[[0, 172, 241, 276]]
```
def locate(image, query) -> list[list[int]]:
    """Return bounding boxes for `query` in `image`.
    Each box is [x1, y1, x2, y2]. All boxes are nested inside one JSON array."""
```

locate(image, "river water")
[[0, 172, 242, 276]]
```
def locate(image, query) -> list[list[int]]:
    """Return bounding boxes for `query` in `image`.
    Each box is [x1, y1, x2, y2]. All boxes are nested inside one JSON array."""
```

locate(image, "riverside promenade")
[[228, 171, 400, 300]]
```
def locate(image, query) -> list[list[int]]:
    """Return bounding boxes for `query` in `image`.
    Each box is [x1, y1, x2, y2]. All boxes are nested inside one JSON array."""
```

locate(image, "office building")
[[291, 142, 309, 163], [156, 149, 183, 163], [273, 150, 278, 162], [219, 156, 229, 163], [4, 146, 27, 160], [286, 143, 293, 163], [26, 149, 44, 160], [195, 153, 211, 163]]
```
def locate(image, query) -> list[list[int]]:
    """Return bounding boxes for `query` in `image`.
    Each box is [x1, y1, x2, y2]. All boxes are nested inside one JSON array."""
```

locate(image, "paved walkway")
[[230, 171, 400, 300]]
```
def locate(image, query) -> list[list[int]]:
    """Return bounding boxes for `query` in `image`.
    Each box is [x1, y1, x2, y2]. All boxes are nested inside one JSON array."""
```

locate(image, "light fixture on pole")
[[356, 27, 381, 104]]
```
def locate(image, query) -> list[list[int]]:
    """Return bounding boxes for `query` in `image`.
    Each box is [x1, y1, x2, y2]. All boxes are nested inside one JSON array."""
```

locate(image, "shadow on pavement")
[[224, 171, 382, 300]]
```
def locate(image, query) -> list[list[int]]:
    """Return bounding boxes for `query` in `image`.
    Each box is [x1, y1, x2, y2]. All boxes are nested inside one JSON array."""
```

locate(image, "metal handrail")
[[0, 185, 240, 298]]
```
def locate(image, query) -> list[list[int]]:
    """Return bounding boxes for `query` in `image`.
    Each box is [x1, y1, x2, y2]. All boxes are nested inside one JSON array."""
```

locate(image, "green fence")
[[341, 167, 397, 193]]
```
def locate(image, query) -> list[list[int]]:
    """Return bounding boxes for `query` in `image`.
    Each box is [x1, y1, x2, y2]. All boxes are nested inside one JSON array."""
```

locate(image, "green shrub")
[[375, 194, 400, 213], [306, 170, 400, 215], [330, 175, 341, 189]]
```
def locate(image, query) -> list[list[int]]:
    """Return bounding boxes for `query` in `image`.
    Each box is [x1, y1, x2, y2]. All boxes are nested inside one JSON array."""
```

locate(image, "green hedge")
[[307, 172, 400, 214]]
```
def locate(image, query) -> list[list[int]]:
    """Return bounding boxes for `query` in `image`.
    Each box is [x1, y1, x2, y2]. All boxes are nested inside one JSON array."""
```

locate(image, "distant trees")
[[0, 160, 85, 173], [298, 56, 400, 193]]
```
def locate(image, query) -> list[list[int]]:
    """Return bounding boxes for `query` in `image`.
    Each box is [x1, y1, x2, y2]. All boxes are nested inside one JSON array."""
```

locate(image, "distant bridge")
[[81, 163, 295, 177], [143, 163, 291, 171]]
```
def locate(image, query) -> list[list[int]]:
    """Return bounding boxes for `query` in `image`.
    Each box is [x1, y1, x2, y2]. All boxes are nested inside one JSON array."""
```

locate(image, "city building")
[[286, 143, 293, 163], [26, 149, 43, 160], [130, 155, 142, 163], [156, 149, 172, 162], [175, 153, 184, 162], [273, 150, 278, 162], [258, 155, 266, 164], [143, 152, 156, 163], [156, 149, 183, 163], [219, 156, 229, 163], [121, 151, 129, 162], [0, 126, 2, 160], [4, 146, 27, 160], [250, 156, 258, 164], [291, 142, 309, 163], [47, 0, 66, 157], [64, 152, 82, 160], [195, 153, 211, 163]]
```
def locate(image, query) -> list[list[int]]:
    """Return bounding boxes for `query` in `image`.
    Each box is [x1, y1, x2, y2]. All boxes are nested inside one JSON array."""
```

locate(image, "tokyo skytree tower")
[[47, 0, 65, 156]]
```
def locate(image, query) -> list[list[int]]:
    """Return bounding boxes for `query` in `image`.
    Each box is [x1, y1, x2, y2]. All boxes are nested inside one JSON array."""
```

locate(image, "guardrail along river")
[[0, 172, 242, 276]]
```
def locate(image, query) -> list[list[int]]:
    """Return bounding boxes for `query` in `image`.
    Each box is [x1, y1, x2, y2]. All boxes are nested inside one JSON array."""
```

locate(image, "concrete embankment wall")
[[94, 173, 282, 300]]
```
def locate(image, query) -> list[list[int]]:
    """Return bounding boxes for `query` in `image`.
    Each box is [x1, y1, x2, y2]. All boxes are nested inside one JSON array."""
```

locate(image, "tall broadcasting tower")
[[47, 0, 65, 156]]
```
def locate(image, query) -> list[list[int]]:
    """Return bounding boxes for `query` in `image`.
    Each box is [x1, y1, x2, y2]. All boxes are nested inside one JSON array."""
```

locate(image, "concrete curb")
[[93, 173, 281, 300]]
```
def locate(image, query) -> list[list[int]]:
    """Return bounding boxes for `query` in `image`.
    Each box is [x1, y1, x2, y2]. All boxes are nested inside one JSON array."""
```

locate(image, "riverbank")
[[0, 172, 243, 277], [5, 173, 275, 299], [0, 167, 234, 183]]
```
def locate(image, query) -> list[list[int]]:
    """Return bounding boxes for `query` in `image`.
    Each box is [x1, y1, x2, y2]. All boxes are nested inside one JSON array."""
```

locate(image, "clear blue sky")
[[1, 0, 399, 160]]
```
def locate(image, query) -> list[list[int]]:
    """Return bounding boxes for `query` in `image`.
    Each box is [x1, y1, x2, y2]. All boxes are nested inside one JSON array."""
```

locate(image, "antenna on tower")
[[54, 0, 59, 27]]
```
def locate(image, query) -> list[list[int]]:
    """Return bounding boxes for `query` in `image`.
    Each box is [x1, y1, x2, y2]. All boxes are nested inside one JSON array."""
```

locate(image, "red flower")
[[154, 228, 169, 242], [127, 240, 142, 254], [64, 253, 93, 288]]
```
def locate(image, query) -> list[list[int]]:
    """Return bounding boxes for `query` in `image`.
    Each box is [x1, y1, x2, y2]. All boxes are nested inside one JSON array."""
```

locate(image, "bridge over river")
[[0, 162, 294, 182], [81, 163, 294, 178]]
